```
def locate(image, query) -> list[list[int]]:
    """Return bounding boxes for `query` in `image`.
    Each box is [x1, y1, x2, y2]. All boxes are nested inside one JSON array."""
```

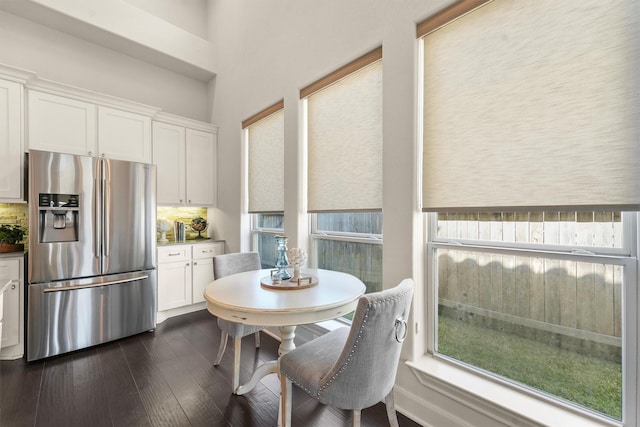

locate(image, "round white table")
[[204, 268, 366, 395]]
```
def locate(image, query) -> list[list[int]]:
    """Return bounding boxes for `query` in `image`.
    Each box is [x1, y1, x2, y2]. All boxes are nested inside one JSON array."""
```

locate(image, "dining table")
[[204, 268, 366, 396]]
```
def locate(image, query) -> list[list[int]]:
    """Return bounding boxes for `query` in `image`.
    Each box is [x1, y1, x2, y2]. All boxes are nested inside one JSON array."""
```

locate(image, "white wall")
[[0, 10, 210, 121], [207, 0, 434, 253], [0, 1, 570, 424], [124, 0, 209, 39], [204, 1, 513, 425]]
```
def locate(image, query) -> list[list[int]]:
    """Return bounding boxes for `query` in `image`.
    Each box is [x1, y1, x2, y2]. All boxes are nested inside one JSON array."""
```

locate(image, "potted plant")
[[0, 224, 26, 253]]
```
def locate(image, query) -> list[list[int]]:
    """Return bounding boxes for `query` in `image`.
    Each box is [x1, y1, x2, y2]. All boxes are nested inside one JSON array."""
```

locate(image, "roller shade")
[[245, 102, 285, 213], [305, 48, 383, 213], [420, 0, 640, 212]]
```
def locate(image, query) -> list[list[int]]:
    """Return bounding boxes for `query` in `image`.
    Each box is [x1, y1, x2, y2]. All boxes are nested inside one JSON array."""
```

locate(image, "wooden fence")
[[438, 249, 622, 350]]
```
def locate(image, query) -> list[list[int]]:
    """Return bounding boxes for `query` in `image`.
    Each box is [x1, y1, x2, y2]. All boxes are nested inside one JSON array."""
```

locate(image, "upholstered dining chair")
[[279, 278, 414, 427], [212, 252, 264, 392]]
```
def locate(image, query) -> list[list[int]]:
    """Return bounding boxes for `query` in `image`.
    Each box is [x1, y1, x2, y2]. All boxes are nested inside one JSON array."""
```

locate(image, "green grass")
[[438, 315, 622, 420]]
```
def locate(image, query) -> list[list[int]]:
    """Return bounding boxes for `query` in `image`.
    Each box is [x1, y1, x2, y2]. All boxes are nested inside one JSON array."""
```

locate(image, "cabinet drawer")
[[192, 242, 224, 260], [158, 246, 190, 263], [0, 259, 20, 282]]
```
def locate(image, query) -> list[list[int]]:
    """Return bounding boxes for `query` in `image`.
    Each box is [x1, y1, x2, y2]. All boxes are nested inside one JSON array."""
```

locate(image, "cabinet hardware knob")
[[11, 284, 16, 290], [194, 262, 198, 265], [88, 151, 92, 156]]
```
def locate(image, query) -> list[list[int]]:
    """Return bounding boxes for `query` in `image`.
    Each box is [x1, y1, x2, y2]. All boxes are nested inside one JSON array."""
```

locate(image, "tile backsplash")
[[0, 203, 29, 245], [0, 203, 208, 246], [157, 206, 208, 241]]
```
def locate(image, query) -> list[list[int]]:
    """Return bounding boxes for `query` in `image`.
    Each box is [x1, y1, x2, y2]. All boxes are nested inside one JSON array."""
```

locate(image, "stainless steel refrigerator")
[[27, 149, 157, 361]]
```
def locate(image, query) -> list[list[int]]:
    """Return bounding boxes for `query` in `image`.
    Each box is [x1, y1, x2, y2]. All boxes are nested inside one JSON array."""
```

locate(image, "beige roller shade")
[[246, 102, 285, 213], [421, 0, 640, 212], [305, 51, 383, 213]]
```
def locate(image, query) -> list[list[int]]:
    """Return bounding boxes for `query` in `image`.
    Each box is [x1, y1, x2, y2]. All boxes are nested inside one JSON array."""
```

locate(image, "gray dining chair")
[[212, 252, 264, 392], [279, 278, 414, 427]]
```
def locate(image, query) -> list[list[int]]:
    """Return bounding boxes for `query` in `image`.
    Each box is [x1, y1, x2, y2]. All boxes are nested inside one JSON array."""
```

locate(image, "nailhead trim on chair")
[[284, 288, 411, 403], [317, 307, 368, 397]]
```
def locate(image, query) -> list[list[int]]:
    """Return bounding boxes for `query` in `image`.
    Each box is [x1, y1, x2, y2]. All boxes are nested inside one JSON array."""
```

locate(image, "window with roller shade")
[[244, 101, 285, 268], [419, 0, 639, 422], [302, 48, 383, 295]]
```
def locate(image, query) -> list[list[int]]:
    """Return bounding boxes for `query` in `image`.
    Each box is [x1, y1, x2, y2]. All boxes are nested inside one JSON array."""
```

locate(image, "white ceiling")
[[0, 0, 217, 82]]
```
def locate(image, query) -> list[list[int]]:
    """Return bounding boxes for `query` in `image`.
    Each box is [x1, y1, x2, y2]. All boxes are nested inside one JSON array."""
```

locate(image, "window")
[[311, 212, 382, 294], [419, 0, 639, 423], [301, 48, 383, 295], [252, 213, 284, 269], [429, 211, 633, 421], [243, 101, 285, 265]]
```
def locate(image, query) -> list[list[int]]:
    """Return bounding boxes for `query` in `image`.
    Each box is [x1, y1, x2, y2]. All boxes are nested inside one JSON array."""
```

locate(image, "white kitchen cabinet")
[[28, 90, 152, 163], [28, 90, 97, 156], [0, 79, 23, 201], [98, 106, 151, 163], [186, 129, 217, 206], [152, 119, 217, 206], [152, 121, 186, 204], [157, 241, 224, 318], [157, 245, 192, 311], [192, 242, 224, 303], [0, 256, 24, 360]]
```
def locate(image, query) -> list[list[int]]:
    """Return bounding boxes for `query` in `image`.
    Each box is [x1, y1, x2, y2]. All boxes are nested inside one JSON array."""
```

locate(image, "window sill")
[[406, 355, 619, 427]]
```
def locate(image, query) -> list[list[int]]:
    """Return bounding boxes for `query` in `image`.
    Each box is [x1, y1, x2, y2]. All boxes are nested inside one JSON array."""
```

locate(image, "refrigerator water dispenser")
[[38, 193, 79, 243]]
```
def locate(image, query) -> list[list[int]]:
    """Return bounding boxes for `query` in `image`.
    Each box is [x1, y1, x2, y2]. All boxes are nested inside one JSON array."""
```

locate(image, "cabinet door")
[[192, 257, 213, 304], [185, 129, 216, 206], [0, 259, 20, 349], [98, 106, 151, 163], [0, 79, 23, 201], [157, 260, 192, 311], [28, 90, 97, 156], [152, 121, 186, 204]]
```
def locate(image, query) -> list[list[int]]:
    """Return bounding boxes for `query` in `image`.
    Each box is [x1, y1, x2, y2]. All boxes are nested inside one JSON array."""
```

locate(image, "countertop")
[[0, 251, 26, 260], [157, 239, 224, 247]]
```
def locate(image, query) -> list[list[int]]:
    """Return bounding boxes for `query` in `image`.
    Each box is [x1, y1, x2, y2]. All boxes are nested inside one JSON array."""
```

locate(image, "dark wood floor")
[[0, 309, 421, 427]]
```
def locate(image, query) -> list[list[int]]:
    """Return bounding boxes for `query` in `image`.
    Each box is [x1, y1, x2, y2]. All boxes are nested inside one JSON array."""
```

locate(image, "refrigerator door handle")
[[94, 166, 102, 260], [103, 160, 111, 257], [42, 274, 150, 293]]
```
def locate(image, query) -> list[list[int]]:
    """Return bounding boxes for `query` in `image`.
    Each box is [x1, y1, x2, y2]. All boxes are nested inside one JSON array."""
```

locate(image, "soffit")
[[0, 0, 217, 82]]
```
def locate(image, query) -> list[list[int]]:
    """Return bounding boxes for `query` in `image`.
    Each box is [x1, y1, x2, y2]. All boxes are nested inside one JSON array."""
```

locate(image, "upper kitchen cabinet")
[[185, 128, 217, 206], [98, 106, 151, 163], [27, 90, 97, 156], [0, 78, 24, 202], [153, 114, 217, 207], [153, 121, 186, 204], [27, 88, 156, 163]]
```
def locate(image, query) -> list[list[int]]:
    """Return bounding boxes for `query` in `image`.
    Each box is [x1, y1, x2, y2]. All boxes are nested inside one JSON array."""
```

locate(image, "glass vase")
[[274, 235, 292, 280]]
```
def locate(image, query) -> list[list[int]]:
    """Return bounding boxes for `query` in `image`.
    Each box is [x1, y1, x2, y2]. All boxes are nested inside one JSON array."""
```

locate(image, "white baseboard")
[[394, 384, 465, 427], [157, 302, 207, 324]]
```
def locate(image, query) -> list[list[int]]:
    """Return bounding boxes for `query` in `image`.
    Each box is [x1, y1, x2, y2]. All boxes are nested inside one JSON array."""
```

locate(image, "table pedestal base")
[[234, 325, 297, 396]]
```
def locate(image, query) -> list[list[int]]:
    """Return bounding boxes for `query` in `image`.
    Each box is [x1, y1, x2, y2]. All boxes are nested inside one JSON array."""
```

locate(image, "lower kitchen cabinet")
[[157, 242, 224, 319], [157, 245, 192, 311], [191, 258, 213, 304], [0, 256, 24, 360]]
